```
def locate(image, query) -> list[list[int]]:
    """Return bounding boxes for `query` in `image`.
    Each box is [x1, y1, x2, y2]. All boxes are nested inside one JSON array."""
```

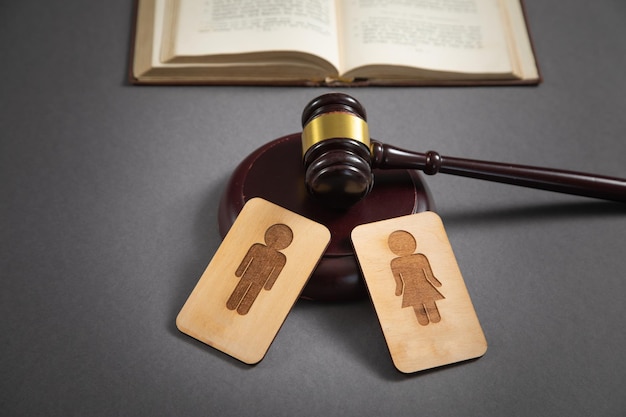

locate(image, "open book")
[[131, 0, 540, 86]]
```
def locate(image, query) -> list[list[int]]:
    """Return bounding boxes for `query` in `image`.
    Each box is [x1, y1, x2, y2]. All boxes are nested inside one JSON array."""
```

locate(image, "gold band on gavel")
[[301, 112, 370, 157]]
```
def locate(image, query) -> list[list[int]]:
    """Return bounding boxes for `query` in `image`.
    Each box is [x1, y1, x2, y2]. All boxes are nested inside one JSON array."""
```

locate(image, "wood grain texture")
[[176, 198, 330, 364], [352, 211, 487, 373]]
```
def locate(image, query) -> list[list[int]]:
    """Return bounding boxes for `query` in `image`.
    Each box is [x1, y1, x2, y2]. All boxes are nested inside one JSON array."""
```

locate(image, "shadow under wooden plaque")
[[218, 133, 435, 302]]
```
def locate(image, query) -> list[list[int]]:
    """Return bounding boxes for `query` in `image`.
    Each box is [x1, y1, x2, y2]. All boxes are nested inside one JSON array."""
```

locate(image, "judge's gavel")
[[301, 93, 626, 209]]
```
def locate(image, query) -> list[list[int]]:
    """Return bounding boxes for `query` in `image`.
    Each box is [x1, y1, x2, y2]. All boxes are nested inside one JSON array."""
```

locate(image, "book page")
[[499, 0, 539, 80], [162, 0, 340, 67], [338, 0, 514, 77]]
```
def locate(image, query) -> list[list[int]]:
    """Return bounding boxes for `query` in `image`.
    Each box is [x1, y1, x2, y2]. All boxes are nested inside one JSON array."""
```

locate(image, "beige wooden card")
[[176, 198, 330, 364], [352, 211, 487, 373]]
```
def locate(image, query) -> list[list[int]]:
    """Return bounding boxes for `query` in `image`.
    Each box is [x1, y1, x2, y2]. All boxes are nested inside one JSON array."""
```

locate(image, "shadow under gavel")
[[301, 93, 626, 209]]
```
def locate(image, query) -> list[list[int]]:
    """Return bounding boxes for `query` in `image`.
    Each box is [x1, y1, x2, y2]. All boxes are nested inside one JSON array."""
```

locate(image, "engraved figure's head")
[[388, 230, 417, 257], [264, 224, 293, 250]]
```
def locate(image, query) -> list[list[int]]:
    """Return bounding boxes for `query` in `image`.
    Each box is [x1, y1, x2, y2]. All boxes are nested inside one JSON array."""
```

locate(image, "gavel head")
[[301, 93, 373, 209]]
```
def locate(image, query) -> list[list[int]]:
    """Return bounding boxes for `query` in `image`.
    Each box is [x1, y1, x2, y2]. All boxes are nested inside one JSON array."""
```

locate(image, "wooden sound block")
[[177, 198, 330, 364], [218, 133, 434, 302], [352, 211, 487, 373]]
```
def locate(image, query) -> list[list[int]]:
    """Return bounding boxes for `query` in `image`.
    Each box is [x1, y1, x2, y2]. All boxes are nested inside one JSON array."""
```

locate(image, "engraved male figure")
[[226, 223, 293, 315], [388, 230, 444, 325]]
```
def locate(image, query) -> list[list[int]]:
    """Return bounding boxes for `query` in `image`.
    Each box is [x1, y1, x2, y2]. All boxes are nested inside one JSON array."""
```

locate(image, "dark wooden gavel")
[[301, 93, 626, 209]]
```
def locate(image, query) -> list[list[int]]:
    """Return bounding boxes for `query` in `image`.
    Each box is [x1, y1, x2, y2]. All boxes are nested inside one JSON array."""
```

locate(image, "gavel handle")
[[371, 141, 626, 203]]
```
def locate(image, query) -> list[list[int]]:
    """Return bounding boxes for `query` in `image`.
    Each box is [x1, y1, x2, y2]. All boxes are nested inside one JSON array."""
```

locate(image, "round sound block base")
[[218, 134, 435, 302]]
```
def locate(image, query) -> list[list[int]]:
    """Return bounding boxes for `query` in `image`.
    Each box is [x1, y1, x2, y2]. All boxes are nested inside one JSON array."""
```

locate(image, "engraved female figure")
[[388, 230, 444, 326]]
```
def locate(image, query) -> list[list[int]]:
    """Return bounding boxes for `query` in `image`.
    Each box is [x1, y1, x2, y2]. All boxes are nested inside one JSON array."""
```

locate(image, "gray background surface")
[[2, 1, 626, 416]]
